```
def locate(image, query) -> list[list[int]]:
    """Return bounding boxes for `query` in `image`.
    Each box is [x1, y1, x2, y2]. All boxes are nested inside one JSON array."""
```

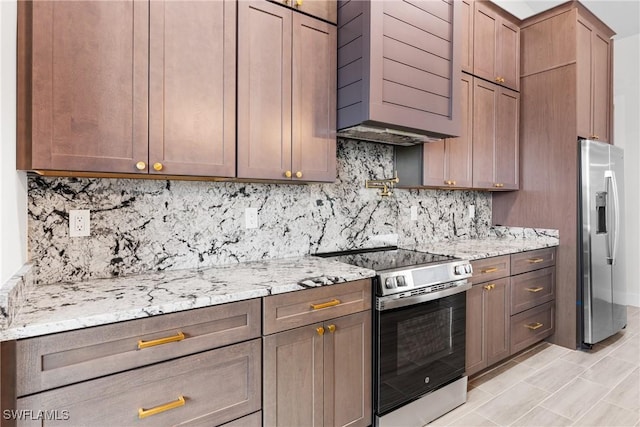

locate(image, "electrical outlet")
[[245, 208, 258, 229], [69, 209, 90, 237], [410, 206, 418, 221], [468, 205, 475, 219]]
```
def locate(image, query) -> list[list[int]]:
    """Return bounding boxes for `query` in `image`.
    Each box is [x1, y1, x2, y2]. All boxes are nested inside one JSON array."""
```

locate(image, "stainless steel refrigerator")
[[579, 139, 626, 346]]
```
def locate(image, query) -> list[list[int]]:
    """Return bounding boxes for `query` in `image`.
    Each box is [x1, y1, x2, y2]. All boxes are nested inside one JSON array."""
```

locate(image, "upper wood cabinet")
[[576, 12, 612, 142], [460, 0, 474, 74], [270, 0, 337, 24], [472, 77, 519, 190], [395, 73, 473, 189], [473, 1, 520, 91], [17, 0, 236, 178], [337, 0, 462, 139], [237, 1, 337, 182]]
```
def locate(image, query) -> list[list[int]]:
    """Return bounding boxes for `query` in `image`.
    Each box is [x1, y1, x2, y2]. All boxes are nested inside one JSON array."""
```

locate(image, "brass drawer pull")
[[525, 287, 544, 293], [310, 299, 341, 310], [138, 332, 185, 350], [483, 284, 496, 291], [494, 183, 504, 188], [481, 267, 498, 274], [316, 326, 325, 336], [327, 324, 336, 333], [528, 257, 545, 264], [138, 395, 185, 419], [524, 322, 543, 330]]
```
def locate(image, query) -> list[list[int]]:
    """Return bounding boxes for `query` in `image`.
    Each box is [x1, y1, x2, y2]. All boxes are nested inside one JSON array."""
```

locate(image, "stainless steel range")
[[317, 247, 472, 426]]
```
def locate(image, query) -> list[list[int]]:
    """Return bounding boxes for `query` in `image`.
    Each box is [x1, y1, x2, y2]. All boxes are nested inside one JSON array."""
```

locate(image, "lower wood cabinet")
[[262, 280, 372, 427], [16, 339, 261, 427], [466, 248, 557, 377], [466, 277, 510, 376]]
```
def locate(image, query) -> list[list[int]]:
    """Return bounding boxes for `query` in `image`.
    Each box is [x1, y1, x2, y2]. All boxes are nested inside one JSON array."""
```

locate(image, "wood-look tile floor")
[[429, 305, 640, 427]]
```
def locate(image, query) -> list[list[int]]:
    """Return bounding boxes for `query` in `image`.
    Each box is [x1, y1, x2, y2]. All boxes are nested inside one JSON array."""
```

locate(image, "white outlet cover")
[[69, 209, 90, 237], [468, 205, 476, 219], [245, 208, 258, 229]]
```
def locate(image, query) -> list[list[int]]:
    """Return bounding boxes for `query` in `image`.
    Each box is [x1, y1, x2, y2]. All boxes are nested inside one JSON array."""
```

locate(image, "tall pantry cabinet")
[[492, 1, 615, 349]]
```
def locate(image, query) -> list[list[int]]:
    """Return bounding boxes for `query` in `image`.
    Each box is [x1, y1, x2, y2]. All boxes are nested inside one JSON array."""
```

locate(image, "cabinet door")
[[465, 284, 486, 376], [26, 1, 148, 173], [460, 0, 474, 74], [422, 140, 447, 187], [495, 87, 519, 190], [445, 73, 473, 188], [577, 16, 612, 142], [498, 18, 520, 91], [473, 2, 498, 84], [148, 0, 235, 177], [324, 312, 372, 427], [472, 78, 497, 189], [292, 13, 337, 182], [485, 278, 510, 365], [263, 324, 324, 427], [237, 1, 292, 180]]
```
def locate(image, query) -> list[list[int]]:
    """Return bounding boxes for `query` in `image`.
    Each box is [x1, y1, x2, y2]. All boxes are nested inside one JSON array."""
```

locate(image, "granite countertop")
[[0, 257, 375, 341], [1, 227, 558, 341]]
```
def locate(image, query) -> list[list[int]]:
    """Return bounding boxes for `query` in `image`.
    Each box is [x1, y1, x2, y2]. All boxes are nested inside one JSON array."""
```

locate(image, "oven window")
[[396, 307, 452, 375], [375, 292, 466, 415]]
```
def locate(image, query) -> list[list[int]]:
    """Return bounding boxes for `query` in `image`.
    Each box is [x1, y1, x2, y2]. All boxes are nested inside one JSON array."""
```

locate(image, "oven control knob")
[[454, 265, 463, 275], [385, 277, 397, 289], [396, 276, 407, 287], [465, 264, 472, 274]]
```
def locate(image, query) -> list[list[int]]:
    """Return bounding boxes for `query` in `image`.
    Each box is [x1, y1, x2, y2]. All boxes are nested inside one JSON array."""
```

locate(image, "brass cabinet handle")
[[525, 287, 544, 293], [483, 284, 496, 291], [135, 161, 147, 171], [316, 326, 325, 336], [310, 299, 341, 310], [591, 135, 599, 140], [495, 76, 502, 83], [481, 267, 498, 274], [295, 171, 303, 178], [494, 183, 504, 188], [138, 332, 185, 350], [524, 322, 543, 330], [528, 257, 544, 264], [284, 170, 292, 178], [295, 0, 303, 6], [138, 396, 185, 419], [327, 324, 336, 333], [283, 0, 289, 3], [444, 180, 456, 186], [153, 162, 163, 171]]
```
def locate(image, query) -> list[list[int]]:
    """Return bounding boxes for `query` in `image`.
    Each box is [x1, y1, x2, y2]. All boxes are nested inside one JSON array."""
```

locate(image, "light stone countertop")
[[0, 257, 375, 341], [1, 227, 558, 341]]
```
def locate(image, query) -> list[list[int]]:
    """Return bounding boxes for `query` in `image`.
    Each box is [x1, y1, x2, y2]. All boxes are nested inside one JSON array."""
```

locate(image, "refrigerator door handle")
[[604, 170, 620, 265]]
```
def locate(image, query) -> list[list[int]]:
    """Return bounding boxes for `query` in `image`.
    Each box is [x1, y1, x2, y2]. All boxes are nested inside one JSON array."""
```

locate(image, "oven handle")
[[376, 281, 471, 311]]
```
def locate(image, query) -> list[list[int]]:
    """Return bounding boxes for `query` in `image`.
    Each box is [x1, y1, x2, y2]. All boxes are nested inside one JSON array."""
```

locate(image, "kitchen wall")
[[614, 33, 640, 306], [28, 142, 492, 285], [0, 1, 27, 285]]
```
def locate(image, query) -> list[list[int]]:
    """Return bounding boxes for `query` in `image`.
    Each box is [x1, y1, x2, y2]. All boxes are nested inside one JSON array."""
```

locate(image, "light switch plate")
[[410, 206, 418, 221], [245, 208, 258, 229]]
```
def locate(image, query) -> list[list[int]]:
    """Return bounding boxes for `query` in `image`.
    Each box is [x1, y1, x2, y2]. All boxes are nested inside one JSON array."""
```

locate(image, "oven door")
[[374, 287, 467, 416]]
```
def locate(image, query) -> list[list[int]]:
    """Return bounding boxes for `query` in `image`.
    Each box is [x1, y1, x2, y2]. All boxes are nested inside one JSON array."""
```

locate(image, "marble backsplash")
[[28, 141, 492, 285]]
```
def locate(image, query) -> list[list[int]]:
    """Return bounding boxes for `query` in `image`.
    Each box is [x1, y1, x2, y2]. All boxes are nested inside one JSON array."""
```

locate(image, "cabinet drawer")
[[510, 267, 555, 315], [16, 299, 261, 396], [510, 302, 554, 354], [16, 339, 261, 427], [263, 279, 371, 334], [470, 255, 510, 284], [510, 248, 556, 275]]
